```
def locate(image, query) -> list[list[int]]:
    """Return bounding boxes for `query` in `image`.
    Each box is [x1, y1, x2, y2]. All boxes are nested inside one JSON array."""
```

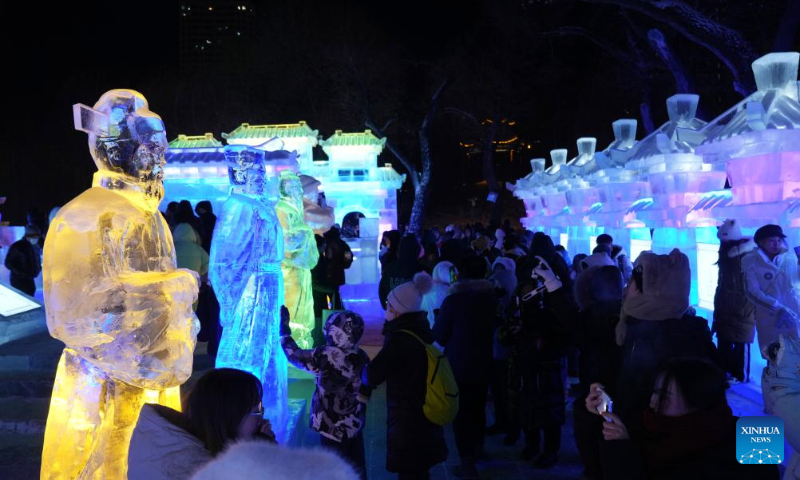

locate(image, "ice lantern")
[[698, 52, 800, 207], [541, 149, 570, 215], [565, 137, 602, 214]]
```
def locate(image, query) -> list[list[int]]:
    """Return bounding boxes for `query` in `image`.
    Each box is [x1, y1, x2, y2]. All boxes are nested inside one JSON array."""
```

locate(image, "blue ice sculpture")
[[210, 145, 287, 427]]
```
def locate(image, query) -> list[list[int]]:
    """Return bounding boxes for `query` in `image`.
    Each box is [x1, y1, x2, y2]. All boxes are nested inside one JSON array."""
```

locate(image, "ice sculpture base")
[[274, 398, 307, 446]]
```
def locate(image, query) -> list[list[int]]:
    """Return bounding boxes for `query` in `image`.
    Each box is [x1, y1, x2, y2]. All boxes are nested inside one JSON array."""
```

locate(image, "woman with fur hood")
[[713, 219, 757, 383], [361, 272, 448, 479], [420, 260, 458, 328], [280, 309, 370, 479], [614, 249, 718, 424]]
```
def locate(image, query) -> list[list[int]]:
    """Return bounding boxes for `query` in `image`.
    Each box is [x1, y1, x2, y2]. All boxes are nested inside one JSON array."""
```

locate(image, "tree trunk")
[[410, 79, 449, 234]]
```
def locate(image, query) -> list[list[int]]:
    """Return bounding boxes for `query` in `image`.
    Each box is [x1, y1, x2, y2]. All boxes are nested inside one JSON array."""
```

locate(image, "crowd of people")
[[6, 203, 800, 479]]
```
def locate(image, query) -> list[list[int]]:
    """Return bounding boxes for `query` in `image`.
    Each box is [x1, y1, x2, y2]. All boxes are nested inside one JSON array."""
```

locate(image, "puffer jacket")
[[420, 261, 455, 327], [498, 284, 576, 429], [361, 311, 448, 473], [173, 223, 209, 278], [129, 404, 213, 480], [742, 248, 800, 356], [281, 311, 369, 442], [713, 240, 757, 343], [433, 279, 499, 385]]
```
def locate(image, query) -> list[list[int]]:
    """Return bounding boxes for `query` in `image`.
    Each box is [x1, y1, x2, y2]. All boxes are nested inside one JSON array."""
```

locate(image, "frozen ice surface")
[[299, 173, 335, 235], [211, 144, 288, 428], [276, 170, 319, 350], [42, 90, 199, 479]]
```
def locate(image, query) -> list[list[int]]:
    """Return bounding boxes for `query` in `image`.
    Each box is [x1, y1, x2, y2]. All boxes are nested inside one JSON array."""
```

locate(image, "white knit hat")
[[387, 272, 434, 315]]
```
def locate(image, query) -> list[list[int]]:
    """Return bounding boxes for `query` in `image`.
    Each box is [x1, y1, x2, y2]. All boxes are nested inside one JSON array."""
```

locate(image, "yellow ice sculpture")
[[41, 90, 199, 479], [276, 171, 319, 349]]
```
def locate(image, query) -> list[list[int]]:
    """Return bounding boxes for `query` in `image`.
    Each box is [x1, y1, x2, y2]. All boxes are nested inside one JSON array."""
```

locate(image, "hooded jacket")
[[361, 311, 448, 473], [713, 239, 757, 343], [281, 311, 369, 441], [433, 279, 499, 385], [420, 261, 456, 327], [742, 247, 800, 356], [379, 236, 424, 309], [129, 404, 212, 480], [173, 223, 209, 278], [191, 441, 359, 480]]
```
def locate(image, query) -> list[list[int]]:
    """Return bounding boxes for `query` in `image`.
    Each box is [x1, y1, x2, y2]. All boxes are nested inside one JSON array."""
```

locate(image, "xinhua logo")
[[736, 416, 784, 465]]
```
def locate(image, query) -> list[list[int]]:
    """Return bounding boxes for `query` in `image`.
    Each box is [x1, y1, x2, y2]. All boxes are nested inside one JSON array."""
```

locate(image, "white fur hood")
[[192, 441, 359, 480]]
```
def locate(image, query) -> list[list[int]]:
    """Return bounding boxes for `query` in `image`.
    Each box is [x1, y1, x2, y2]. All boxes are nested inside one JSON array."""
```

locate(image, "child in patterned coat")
[[280, 307, 370, 479]]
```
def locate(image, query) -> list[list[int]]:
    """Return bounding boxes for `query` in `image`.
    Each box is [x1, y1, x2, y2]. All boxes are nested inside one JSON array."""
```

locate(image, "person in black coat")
[[571, 265, 624, 480], [361, 272, 447, 480], [195, 201, 217, 254], [4, 225, 42, 296], [379, 235, 425, 309], [587, 358, 778, 480], [433, 254, 498, 477], [713, 219, 757, 383], [498, 256, 576, 469]]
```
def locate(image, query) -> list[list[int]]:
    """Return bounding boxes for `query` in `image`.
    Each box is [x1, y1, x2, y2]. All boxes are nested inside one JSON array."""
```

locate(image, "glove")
[[280, 305, 292, 336], [532, 256, 562, 292]]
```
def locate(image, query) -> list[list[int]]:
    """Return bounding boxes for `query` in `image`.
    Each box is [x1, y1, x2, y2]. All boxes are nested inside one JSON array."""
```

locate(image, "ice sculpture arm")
[[44, 200, 199, 389], [279, 335, 321, 374], [209, 197, 256, 317], [277, 205, 319, 270]]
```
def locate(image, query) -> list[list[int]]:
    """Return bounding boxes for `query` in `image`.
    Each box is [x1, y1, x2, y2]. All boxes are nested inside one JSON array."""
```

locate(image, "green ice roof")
[[222, 121, 319, 140], [320, 129, 386, 148], [168, 133, 222, 149]]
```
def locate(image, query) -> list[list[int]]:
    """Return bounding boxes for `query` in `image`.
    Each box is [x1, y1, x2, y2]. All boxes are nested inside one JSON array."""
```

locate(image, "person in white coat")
[[420, 260, 458, 328], [742, 224, 800, 359]]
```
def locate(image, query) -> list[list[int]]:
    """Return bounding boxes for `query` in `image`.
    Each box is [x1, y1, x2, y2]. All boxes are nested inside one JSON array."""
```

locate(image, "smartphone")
[[596, 388, 613, 416]]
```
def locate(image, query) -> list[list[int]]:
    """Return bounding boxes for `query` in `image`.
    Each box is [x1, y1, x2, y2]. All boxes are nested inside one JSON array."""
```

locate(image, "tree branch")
[[365, 118, 420, 192], [577, 0, 758, 95]]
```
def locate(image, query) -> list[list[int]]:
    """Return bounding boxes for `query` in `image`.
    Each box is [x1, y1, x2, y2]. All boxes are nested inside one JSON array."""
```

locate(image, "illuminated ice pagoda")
[[509, 51, 800, 387], [163, 123, 406, 284]]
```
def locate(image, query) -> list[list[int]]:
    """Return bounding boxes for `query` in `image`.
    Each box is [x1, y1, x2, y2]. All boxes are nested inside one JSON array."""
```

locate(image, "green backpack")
[[398, 330, 459, 425]]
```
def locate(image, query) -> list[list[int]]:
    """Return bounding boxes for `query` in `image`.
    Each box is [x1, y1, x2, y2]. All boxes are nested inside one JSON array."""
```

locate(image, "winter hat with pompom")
[[387, 271, 434, 315]]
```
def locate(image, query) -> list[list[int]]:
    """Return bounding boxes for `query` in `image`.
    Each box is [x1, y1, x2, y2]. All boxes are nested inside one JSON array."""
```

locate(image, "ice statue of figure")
[[276, 170, 320, 349], [210, 145, 287, 427], [41, 89, 200, 479]]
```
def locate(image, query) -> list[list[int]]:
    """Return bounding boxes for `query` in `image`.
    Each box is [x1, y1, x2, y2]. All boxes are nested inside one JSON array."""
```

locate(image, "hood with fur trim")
[[725, 239, 757, 258], [191, 441, 359, 480], [492, 257, 516, 275], [622, 249, 690, 321]]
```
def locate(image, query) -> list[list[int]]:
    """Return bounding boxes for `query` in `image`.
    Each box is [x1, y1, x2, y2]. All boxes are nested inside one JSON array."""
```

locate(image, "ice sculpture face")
[[41, 90, 199, 479], [280, 171, 304, 207], [225, 144, 266, 192], [75, 89, 168, 212]]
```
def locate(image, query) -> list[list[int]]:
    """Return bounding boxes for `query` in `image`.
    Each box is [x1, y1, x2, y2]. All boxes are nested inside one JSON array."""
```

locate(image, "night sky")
[[1, 0, 797, 226]]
